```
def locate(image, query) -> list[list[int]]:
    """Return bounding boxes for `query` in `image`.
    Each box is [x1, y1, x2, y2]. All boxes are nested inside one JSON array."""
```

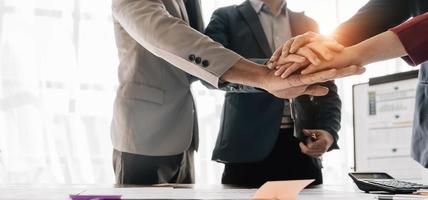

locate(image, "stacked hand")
[[258, 65, 363, 99], [267, 31, 366, 79], [224, 58, 365, 99], [223, 32, 367, 100]]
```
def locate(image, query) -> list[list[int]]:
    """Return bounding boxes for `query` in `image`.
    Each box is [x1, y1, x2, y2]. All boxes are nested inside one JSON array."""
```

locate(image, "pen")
[[69, 195, 122, 200], [378, 195, 393, 200], [377, 195, 428, 200]]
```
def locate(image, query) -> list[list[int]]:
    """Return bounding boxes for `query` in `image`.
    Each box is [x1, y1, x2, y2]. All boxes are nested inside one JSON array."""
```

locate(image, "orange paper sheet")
[[252, 179, 314, 200]]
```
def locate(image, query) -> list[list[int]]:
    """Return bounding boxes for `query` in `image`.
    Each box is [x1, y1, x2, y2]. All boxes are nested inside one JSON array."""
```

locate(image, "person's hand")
[[300, 46, 362, 75], [299, 129, 334, 158], [221, 58, 364, 99], [275, 46, 362, 78], [260, 64, 365, 99], [267, 32, 344, 69]]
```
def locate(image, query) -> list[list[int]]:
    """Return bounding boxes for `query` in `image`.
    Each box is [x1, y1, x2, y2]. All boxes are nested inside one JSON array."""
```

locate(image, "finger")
[[302, 129, 315, 137], [304, 140, 326, 153], [276, 54, 306, 66], [269, 47, 283, 68], [296, 47, 321, 65], [298, 69, 338, 85], [303, 85, 329, 96], [290, 32, 317, 53], [299, 142, 310, 154], [274, 64, 290, 77], [266, 61, 276, 70], [281, 38, 295, 56], [281, 63, 303, 79], [307, 139, 326, 150], [299, 143, 323, 157], [306, 42, 334, 61], [281, 58, 310, 78], [301, 63, 330, 75]]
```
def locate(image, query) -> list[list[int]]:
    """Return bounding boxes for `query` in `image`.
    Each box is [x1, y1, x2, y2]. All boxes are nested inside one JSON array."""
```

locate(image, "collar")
[[249, 0, 287, 16]]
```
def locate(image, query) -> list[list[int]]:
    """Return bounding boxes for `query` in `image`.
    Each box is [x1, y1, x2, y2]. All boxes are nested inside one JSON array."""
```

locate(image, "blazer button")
[[188, 54, 196, 61], [195, 57, 202, 64], [202, 60, 209, 67]]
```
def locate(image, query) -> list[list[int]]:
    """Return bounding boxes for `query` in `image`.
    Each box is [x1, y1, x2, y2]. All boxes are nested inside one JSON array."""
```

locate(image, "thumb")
[[302, 129, 315, 137], [304, 85, 329, 96]]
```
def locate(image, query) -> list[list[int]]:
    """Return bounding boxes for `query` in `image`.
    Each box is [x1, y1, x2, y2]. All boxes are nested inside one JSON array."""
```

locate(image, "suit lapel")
[[238, 1, 272, 57]]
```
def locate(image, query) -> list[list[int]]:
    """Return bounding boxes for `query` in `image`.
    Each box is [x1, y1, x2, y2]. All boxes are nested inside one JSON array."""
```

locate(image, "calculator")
[[349, 172, 428, 194]]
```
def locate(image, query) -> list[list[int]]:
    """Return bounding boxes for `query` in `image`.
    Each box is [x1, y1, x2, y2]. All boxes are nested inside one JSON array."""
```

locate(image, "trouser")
[[112, 148, 195, 185], [222, 129, 323, 187]]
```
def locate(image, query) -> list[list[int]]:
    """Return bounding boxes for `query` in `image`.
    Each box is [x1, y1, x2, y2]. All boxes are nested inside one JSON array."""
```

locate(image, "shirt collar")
[[249, 0, 287, 16]]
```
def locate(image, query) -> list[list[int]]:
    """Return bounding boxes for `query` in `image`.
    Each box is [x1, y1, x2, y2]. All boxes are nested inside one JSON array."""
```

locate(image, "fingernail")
[[267, 63, 274, 69]]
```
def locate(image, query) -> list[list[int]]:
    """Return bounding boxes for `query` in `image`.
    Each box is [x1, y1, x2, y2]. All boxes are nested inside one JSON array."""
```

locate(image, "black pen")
[[378, 195, 427, 200], [378, 195, 393, 200]]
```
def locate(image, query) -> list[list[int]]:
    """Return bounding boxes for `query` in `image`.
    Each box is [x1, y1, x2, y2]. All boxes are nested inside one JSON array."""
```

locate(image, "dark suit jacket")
[[205, 0, 342, 164], [334, 0, 428, 167]]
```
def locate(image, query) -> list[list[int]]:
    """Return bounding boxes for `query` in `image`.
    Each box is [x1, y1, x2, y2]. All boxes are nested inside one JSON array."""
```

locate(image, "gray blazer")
[[110, 0, 242, 156]]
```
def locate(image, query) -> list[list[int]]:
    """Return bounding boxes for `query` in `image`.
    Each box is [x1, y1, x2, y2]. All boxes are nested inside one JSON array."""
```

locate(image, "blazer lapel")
[[238, 1, 272, 57]]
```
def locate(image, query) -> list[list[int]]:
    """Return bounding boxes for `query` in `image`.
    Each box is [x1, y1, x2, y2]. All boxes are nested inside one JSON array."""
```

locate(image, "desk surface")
[[0, 184, 377, 200]]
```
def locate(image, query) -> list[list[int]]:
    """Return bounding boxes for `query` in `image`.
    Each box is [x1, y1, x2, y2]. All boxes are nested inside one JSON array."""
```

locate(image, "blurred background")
[[0, 0, 415, 185]]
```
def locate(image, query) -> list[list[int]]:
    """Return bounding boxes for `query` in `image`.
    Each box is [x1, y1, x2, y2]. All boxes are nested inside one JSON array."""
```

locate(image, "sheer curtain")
[[0, 0, 414, 185], [0, 0, 117, 184]]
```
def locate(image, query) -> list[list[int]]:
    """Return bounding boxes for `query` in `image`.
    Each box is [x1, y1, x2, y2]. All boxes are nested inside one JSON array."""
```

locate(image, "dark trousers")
[[113, 149, 194, 185], [222, 129, 323, 187]]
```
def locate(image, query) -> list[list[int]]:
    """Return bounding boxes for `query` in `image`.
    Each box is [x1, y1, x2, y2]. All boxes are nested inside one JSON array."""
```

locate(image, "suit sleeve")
[[334, 0, 412, 46], [204, 7, 266, 93], [112, 0, 242, 88], [315, 81, 342, 151], [390, 12, 428, 66]]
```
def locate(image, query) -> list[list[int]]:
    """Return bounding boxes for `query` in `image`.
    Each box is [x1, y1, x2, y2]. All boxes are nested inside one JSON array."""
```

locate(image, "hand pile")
[[265, 32, 365, 94]]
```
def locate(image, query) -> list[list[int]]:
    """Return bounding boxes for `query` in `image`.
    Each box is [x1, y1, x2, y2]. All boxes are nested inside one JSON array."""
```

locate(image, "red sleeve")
[[390, 12, 428, 66]]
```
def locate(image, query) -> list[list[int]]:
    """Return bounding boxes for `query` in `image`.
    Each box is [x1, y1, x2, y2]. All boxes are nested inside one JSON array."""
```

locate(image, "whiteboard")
[[353, 70, 428, 182]]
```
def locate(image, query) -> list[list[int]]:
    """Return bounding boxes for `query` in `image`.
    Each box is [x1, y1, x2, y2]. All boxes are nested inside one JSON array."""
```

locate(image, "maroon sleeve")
[[390, 12, 428, 66]]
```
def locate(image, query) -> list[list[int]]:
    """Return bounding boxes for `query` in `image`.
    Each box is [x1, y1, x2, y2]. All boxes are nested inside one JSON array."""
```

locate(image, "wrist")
[[222, 59, 270, 89], [345, 45, 365, 66]]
